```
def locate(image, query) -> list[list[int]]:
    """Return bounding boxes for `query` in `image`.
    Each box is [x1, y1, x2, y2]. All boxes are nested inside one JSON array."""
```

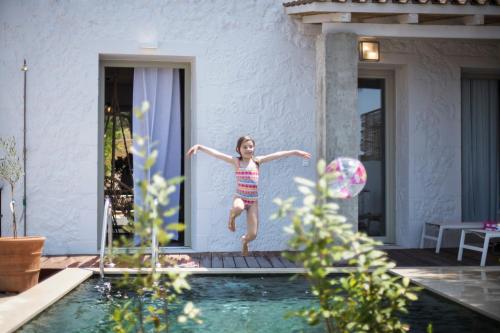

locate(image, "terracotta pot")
[[0, 236, 45, 293]]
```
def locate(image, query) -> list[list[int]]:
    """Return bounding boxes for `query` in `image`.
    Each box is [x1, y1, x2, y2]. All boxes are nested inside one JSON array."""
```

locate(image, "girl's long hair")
[[235, 135, 259, 166]]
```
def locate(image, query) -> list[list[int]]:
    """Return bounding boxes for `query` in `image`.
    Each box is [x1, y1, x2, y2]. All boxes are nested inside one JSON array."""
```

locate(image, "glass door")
[[358, 77, 392, 242]]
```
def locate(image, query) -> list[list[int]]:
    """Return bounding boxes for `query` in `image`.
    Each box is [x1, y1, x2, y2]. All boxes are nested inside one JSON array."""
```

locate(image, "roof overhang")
[[284, 1, 500, 39]]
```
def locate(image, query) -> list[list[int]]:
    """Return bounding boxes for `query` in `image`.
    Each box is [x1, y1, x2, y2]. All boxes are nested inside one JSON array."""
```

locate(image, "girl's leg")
[[241, 202, 259, 256], [229, 197, 245, 232]]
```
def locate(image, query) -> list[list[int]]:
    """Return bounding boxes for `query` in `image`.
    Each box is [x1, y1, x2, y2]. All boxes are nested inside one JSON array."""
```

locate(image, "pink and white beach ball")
[[326, 157, 367, 199]]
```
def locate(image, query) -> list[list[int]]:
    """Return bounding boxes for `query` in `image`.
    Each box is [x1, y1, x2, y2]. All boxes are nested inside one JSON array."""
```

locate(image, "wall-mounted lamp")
[[359, 41, 380, 62]]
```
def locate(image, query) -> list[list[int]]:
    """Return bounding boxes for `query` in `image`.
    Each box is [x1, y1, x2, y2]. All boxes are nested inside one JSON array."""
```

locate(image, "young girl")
[[186, 135, 311, 255]]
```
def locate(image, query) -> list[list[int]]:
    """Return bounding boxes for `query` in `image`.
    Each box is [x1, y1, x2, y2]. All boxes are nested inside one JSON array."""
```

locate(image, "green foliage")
[[104, 115, 131, 177], [273, 159, 419, 333], [0, 136, 23, 238], [111, 101, 201, 332]]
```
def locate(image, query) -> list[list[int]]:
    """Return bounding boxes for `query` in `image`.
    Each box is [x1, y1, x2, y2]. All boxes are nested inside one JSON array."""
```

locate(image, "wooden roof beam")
[[362, 13, 419, 24], [422, 14, 485, 25], [285, 3, 500, 16], [322, 22, 499, 39], [302, 13, 352, 23]]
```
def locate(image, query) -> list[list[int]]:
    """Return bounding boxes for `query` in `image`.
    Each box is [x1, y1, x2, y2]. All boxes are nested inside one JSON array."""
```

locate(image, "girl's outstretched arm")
[[257, 150, 311, 164], [186, 144, 235, 164]]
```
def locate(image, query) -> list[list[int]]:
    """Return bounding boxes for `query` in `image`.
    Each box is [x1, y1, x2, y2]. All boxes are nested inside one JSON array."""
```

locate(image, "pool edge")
[[0, 268, 93, 333], [391, 267, 500, 323]]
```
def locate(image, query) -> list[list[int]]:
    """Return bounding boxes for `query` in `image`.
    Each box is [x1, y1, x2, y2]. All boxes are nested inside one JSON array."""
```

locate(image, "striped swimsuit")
[[235, 159, 259, 209]]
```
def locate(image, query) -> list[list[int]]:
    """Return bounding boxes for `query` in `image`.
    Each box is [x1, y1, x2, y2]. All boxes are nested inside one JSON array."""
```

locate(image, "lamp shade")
[[359, 41, 380, 62]]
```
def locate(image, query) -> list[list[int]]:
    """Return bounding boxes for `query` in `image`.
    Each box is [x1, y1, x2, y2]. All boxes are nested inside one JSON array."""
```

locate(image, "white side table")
[[420, 221, 483, 254], [457, 229, 500, 266]]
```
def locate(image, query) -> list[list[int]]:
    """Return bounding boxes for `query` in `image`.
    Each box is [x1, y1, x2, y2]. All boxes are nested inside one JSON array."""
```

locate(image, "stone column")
[[316, 32, 360, 230]]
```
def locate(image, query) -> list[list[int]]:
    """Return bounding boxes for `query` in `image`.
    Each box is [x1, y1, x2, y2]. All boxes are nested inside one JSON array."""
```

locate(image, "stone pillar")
[[316, 32, 360, 230]]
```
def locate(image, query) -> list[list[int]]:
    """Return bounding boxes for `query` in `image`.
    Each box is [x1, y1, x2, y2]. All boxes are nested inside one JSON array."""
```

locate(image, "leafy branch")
[[273, 160, 419, 333]]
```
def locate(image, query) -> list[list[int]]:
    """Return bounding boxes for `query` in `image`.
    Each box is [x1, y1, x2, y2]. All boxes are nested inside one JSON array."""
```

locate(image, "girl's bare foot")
[[228, 211, 236, 232], [241, 236, 249, 256]]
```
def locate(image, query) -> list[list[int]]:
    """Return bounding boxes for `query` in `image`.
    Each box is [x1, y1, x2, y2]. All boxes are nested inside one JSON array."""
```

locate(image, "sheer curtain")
[[132, 68, 182, 240], [461, 79, 498, 221]]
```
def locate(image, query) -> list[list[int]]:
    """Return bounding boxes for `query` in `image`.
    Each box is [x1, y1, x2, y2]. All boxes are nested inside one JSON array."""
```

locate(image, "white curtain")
[[132, 68, 182, 240]]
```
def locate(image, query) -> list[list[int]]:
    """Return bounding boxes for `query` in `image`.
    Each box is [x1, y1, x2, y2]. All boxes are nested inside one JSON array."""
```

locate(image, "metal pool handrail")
[[99, 197, 161, 277], [99, 197, 114, 278], [151, 198, 160, 271]]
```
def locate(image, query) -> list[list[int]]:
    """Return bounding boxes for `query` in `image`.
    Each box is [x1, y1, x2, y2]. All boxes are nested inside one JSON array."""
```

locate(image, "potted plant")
[[0, 136, 45, 293]]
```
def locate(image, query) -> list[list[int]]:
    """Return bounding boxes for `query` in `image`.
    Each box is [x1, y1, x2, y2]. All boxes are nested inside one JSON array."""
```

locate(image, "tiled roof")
[[283, 0, 499, 7]]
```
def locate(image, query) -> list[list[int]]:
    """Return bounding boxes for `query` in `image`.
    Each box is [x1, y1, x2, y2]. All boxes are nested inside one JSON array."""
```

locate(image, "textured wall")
[[1, 0, 499, 254], [380, 38, 500, 248], [0, 0, 316, 254]]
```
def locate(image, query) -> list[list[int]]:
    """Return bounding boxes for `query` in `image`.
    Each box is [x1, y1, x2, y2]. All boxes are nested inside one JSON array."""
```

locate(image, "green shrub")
[[110, 101, 201, 333], [273, 160, 419, 333]]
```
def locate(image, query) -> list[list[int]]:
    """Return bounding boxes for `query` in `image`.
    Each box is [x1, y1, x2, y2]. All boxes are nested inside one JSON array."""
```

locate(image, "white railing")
[[99, 197, 161, 277], [151, 198, 160, 271], [99, 197, 115, 278]]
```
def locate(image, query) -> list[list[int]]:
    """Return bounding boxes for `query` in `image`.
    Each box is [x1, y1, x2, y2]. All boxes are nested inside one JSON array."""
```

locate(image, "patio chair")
[[420, 221, 484, 254]]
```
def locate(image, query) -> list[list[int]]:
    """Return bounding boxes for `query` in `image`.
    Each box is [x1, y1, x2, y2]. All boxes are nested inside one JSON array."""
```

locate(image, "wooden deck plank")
[[233, 256, 248, 268], [200, 254, 212, 268], [79, 256, 100, 268], [40, 256, 49, 264], [222, 256, 236, 268], [63, 255, 94, 268], [37, 248, 500, 270], [278, 257, 298, 268], [212, 254, 223, 268], [244, 256, 260, 268], [41, 256, 70, 269], [255, 256, 272, 268], [160, 254, 178, 267], [190, 254, 201, 268], [401, 249, 440, 266], [172, 254, 195, 267], [268, 256, 285, 268]]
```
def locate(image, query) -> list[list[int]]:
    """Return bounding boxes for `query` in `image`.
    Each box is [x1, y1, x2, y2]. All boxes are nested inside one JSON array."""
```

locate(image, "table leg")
[[420, 223, 427, 249], [457, 230, 465, 261], [436, 227, 444, 254], [480, 235, 490, 267]]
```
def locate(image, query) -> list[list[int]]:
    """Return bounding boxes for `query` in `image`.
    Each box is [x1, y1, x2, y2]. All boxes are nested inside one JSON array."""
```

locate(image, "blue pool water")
[[19, 275, 499, 332]]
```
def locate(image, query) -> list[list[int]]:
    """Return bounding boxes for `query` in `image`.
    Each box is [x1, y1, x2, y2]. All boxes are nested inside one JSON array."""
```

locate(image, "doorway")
[[98, 61, 191, 249], [357, 71, 395, 243]]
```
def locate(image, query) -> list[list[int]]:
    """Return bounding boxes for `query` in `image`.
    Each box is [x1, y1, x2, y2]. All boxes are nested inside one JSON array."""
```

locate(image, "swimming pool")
[[18, 275, 499, 332]]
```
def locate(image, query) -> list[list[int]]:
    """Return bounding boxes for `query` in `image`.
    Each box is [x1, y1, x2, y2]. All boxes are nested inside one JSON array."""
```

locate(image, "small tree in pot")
[[0, 137, 23, 237], [0, 136, 45, 293]]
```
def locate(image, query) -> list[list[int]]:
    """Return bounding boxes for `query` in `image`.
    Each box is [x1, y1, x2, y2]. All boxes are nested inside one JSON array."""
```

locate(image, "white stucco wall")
[[1, 1, 499, 254], [378, 38, 500, 248], [0, 0, 316, 254]]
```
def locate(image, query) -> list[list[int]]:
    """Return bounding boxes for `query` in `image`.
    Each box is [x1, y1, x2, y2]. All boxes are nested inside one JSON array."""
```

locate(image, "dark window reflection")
[[358, 79, 386, 237]]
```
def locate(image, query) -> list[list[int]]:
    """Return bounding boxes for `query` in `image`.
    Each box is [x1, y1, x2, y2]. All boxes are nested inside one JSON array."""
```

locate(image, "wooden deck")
[[40, 248, 500, 270]]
